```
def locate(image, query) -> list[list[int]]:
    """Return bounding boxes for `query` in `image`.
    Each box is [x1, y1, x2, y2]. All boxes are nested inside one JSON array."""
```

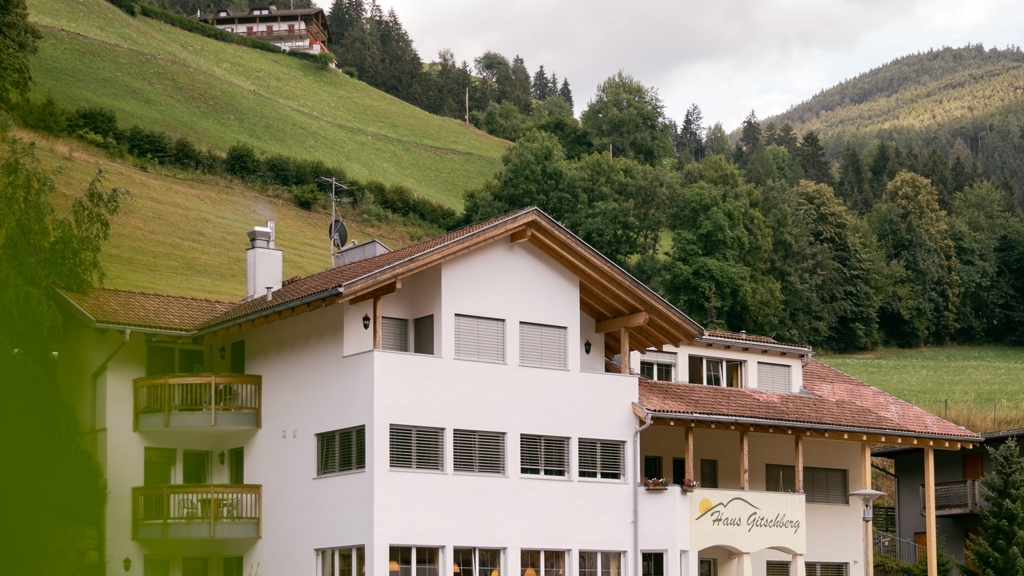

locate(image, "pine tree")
[[867, 141, 893, 207], [327, 0, 368, 72], [677, 103, 705, 163], [739, 110, 761, 165], [532, 65, 550, 101], [838, 144, 866, 209], [507, 55, 532, 113], [558, 79, 573, 114], [0, 0, 42, 108], [797, 131, 831, 186], [923, 148, 953, 212], [968, 438, 1024, 576], [776, 123, 799, 158]]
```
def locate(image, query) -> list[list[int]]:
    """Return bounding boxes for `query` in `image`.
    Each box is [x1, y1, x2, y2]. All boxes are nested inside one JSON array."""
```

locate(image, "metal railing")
[[133, 374, 262, 430], [243, 29, 307, 38], [132, 484, 261, 539], [918, 479, 987, 515], [874, 531, 961, 576]]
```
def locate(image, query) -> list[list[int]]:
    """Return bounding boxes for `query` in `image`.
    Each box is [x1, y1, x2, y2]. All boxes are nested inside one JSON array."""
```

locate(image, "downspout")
[[633, 409, 653, 576], [90, 328, 131, 433]]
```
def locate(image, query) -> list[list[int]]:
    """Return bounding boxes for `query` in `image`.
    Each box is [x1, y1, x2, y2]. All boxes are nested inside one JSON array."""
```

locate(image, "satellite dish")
[[329, 220, 348, 251]]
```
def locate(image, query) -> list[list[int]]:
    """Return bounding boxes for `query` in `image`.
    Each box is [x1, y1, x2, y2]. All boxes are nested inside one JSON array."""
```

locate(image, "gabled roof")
[[57, 288, 234, 334], [638, 360, 980, 442]]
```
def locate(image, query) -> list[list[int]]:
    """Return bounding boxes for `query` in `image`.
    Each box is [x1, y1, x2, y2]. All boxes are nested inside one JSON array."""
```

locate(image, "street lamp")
[[850, 488, 887, 575]]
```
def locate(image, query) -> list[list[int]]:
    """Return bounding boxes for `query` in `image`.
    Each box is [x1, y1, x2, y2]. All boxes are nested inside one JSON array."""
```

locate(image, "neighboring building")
[[55, 208, 980, 576], [873, 430, 1024, 568], [201, 5, 330, 53]]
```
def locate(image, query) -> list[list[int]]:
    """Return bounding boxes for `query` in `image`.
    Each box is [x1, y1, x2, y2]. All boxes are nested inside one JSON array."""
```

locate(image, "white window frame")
[[578, 438, 626, 482], [453, 429, 506, 476], [579, 551, 624, 576], [316, 546, 364, 576], [454, 547, 503, 575], [388, 546, 443, 575], [687, 355, 745, 388], [640, 350, 676, 381], [521, 549, 567, 576], [520, 434, 570, 478], [642, 551, 666, 576], [454, 314, 506, 364]]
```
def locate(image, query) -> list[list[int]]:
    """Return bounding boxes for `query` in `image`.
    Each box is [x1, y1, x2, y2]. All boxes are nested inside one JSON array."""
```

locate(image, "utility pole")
[[465, 86, 470, 124]]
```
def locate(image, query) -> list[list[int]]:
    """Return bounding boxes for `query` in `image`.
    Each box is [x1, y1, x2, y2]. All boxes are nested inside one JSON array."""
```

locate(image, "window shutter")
[[390, 425, 444, 471], [520, 434, 569, 476], [317, 426, 366, 476], [758, 363, 792, 393], [700, 459, 719, 488], [804, 467, 849, 504], [805, 563, 849, 576], [644, 455, 662, 479], [766, 561, 791, 576], [579, 439, 624, 480], [414, 315, 434, 355], [642, 351, 677, 365], [454, 429, 506, 475], [765, 464, 796, 492], [382, 317, 409, 352], [519, 322, 567, 369], [455, 315, 505, 363], [672, 458, 686, 484], [230, 340, 245, 374], [229, 448, 244, 484]]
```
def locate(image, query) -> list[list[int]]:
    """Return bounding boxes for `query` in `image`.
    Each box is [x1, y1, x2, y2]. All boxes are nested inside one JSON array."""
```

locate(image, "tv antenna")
[[317, 176, 353, 263]]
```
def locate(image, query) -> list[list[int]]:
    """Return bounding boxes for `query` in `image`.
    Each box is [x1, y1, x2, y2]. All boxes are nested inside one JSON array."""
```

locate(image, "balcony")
[[132, 484, 261, 539], [133, 374, 261, 431], [919, 479, 987, 516]]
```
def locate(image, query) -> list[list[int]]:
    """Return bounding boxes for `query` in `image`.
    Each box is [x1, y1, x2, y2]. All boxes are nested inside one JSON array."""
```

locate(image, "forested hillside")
[[764, 45, 1024, 203]]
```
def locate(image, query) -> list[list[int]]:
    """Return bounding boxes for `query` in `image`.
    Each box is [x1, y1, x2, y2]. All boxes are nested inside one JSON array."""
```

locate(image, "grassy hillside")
[[17, 129, 438, 301], [819, 346, 1024, 433], [26, 0, 507, 208], [765, 45, 1024, 195]]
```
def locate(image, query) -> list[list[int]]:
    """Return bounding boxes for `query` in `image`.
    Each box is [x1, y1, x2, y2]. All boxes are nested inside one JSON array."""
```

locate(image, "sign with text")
[[689, 488, 807, 554]]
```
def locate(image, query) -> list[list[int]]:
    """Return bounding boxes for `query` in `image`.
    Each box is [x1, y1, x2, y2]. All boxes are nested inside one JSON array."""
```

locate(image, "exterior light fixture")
[[219, 345, 226, 360], [363, 314, 371, 330], [850, 489, 887, 574], [123, 556, 132, 572], [584, 340, 591, 355], [219, 451, 226, 465]]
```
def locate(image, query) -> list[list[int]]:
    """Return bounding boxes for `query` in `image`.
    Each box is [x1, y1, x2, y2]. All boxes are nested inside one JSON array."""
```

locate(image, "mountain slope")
[[766, 45, 1024, 192], [27, 0, 507, 208]]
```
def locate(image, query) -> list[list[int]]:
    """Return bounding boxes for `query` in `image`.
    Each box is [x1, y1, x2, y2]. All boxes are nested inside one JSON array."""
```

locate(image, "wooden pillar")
[[740, 430, 749, 490], [685, 425, 695, 482], [924, 446, 938, 576], [619, 327, 629, 374], [795, 434, 804, 492], [372, 297, 383, 350], [863, 442, 874, 573]]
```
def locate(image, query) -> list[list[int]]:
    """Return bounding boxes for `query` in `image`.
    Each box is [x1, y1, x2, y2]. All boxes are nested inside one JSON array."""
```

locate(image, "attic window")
[[217, 10, 228, 16], [640, 350, 676, 381], [757, 362, 792, 393], [688, 355, 743, 388]]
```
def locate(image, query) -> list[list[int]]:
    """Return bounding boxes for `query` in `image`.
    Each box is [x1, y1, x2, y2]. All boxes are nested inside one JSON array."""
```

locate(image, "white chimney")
[[246, 220, 282, 300]]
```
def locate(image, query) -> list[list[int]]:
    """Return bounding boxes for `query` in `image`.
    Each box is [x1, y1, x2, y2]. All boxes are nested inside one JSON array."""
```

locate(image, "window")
[[144, 557, 171, 576], [805, 467, 848, 504], [765, 464, 796, 493], [246, 26, 254, 34], [519, 322, 567, 369], [455, 314, 505, 363], [389, 547, 439, 575], [413, 315, 434, 355], [183, 450, 211, 484], [640, 350, 676, 381], [390, 425, 444, 471], [382, 317, 410, 352], [672, 458, 687, 484], [700, 459, 718, 488], [644, 455, 663, 479], [579, 552, 623, 576], [224, 557, 243, 576], [182, 558, 209, 576], [521, 550, 564, 576], [520, 434, 569, 477], [805, 563, 849, 576], [699, 559, 717, 576], [144, 447, 175, 486], [757, 363, 791, 393], [642, 552, 665, 576], [766, 561, 790, 576], [230, 340, 245, 374], [288, 23, 295, 32], [579, 439, 625, 480], [319, 546, 365, 576], [146, 344, 209, 376], [317, 426, 366, 476], [455, 548, 502, 576], [963, 452, 984, 480], [687, 356, 743, 387], [454, 429, 505, 475], [229, 447, 244, 484]]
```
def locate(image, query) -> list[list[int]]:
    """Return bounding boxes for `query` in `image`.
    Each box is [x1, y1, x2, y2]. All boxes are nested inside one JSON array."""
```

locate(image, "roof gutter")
[[196, 287, 344, 336], [641, 409, 981, 443], [696, 334, 812, 355]]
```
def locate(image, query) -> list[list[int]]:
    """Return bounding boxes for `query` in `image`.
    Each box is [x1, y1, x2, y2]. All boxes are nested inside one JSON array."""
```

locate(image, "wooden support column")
[[924, 446, 938, 576], [372, 297, 383, 350], [619, 327, 629, 374], [688, 422, 696, 479], [795, 434, 804, 492], [740, 430, 750, 490], [863, 442, 875, 572]]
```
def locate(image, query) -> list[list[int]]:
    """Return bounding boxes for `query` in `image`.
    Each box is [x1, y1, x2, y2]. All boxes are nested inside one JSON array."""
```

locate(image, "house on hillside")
[[54, 207, 980, 576], [873, 430, 1024, 570], [201, 5, 330, 53]]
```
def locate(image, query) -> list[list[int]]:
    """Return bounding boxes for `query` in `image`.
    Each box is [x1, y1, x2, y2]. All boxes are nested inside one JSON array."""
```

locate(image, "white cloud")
[[370, 0, 1024, 128]]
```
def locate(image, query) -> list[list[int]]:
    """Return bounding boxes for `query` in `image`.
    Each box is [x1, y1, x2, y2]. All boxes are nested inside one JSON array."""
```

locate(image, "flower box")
[[645, 485, 668, 491]]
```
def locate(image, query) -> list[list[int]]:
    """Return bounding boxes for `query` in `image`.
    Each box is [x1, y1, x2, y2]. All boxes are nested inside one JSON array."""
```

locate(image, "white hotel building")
[[56, 208, 980, 576]]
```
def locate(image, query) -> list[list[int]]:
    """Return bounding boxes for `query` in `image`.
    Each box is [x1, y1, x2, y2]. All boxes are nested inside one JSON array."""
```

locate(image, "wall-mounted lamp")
[[219, 450, 226, 465], [219, 345, 226, 360], [362, 314, 371, 330], [123, 556, 132, 572], [584, 340, 592, 355]]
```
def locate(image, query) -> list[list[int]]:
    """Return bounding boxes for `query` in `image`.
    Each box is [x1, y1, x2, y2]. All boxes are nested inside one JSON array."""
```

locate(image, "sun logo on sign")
[[699, 498, 713, 515]]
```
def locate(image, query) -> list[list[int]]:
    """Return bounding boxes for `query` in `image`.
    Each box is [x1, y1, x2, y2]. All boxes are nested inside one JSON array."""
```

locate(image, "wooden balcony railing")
[[133, 374, 261, 431], [132, 484, 261, 539], [919, 479, 987, 516]]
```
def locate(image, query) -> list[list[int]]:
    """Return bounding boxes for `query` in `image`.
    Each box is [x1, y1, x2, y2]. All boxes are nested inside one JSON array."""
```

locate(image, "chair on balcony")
[[179, 497, 199, 518], [219, 496, 239, 519]]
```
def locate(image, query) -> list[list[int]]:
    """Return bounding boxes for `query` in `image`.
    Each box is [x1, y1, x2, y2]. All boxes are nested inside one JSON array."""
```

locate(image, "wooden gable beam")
[[509, 227, 532, 243], [349, 279, 401, 305], [595, 311, 649, 333]]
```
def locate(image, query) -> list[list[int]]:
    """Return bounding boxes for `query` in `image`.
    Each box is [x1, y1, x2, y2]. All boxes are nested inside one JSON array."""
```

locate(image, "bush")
[[68, 107, 121, 142], [16, 96, 67, 136], [292, 184, 322, 209], [224, 143, 260, 178], [341, 67, 358, 79], [171, 137, 202, 170], [124, 125, 171, 163]]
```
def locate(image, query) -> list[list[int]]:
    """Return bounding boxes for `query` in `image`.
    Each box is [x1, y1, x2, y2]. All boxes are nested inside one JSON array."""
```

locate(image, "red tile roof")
[[638, 360, 979, 440], [59, 288, 234, 333]]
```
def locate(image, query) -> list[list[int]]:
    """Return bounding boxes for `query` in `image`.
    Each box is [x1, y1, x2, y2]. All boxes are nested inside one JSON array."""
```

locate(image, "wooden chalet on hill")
[[201, 5, 330, 53]]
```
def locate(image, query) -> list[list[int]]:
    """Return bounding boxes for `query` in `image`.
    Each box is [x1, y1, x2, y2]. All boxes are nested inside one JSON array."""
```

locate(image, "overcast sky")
[[368, 0, 1024, 130]]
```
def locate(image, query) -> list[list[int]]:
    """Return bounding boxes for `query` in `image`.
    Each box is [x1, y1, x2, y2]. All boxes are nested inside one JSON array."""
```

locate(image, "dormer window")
[[640, 350, 676, 381], [217, 10, 228, 16], [757, 362, 792, 393], [688, 355, 743, 388]]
